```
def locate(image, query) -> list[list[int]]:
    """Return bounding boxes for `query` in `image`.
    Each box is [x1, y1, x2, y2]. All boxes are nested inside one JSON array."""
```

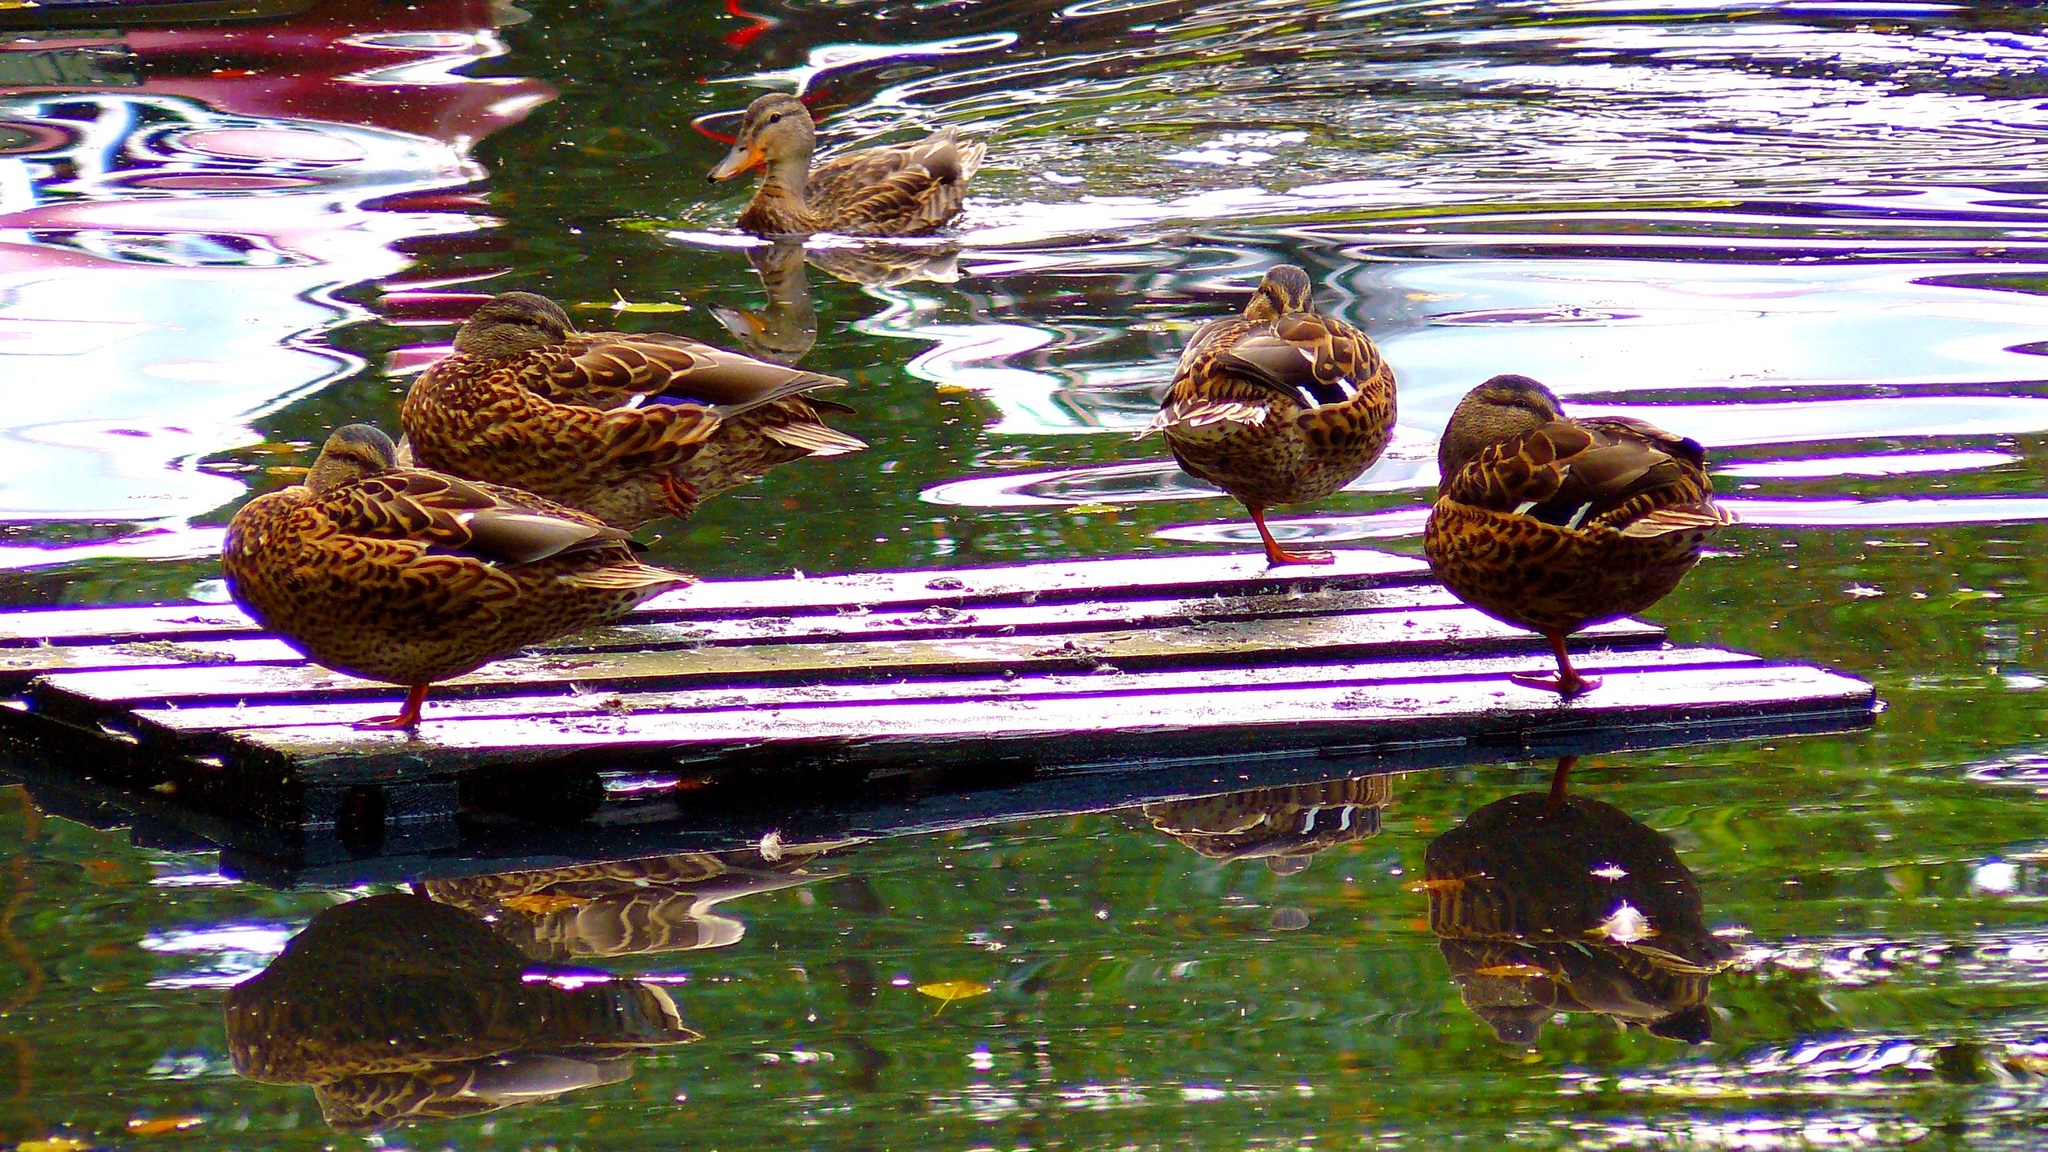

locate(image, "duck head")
[[708, 93, 815, 185], [1242, 263, 1314, 322], [453, 292, 573, 360], [305, 425, 397, 495], [1437, 373, 1567, 487]]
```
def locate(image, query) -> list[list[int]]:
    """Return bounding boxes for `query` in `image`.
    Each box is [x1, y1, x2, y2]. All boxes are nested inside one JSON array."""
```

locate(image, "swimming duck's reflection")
[[710, 239, 963, 365], [1144, 775, 1395, 873], [422, 843, 847, 960], [222, 893, 698, 1131], [1417, 758, 1734, 1045], [711, 240, 818, 365]]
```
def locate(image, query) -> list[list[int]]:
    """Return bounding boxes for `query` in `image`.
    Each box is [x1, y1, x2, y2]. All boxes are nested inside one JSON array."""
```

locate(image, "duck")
[[222, 424, 693, 730], [1424, 374, 1736, 697], [707, 92, 984, 238], [1146, 263, 1398, 566], [400, 291, 865, 530]]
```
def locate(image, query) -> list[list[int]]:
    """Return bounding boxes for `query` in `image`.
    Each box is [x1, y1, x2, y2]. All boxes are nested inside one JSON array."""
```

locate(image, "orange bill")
[[709, 144, 766, 181]]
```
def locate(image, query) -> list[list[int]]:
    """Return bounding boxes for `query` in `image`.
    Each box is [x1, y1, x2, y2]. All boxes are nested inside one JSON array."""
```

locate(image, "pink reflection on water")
[[0, 0, 553, 559]]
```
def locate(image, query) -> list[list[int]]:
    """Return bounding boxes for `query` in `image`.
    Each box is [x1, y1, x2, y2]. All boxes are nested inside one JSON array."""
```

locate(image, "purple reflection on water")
[[0, 0, 551, 566]]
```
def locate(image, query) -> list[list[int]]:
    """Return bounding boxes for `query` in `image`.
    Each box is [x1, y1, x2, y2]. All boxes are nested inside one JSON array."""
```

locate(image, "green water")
[[0, 0, 2046, 1147]]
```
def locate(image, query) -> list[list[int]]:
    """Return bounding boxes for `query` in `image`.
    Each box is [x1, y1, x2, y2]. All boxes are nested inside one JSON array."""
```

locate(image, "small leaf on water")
[[126, 1116, 204, 1135], [1066, 503, 1119, 515], [1951, 588, 2003, 603], [20, 1138, 92, 1152], [916, 979, 991, 1007], [575, 290, 690, 313], [1471, 963, 1552, 978]]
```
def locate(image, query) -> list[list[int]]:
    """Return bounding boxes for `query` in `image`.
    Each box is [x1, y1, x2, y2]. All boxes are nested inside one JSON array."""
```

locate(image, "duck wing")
[[808, 128, 983, 234], [535, 334, 847, 417], [336, 471, 634, 565], [1443, 417, 1729, 534], [1217, 312, 1385, 409]]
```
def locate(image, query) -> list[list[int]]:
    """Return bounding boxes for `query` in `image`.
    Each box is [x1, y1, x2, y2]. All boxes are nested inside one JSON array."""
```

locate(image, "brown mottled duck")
[[1147, 263, 1399, 566], [1424, 374, 1736, 697], [401, 291, 864, 529], [222, 424, 691, 730], [708, 92, 985, 237]]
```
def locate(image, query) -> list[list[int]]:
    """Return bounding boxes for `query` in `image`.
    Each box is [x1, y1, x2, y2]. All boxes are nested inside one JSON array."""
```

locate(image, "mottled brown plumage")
[[222, 425, 691, 729], [709, 92, 985, 237], [1416, 760, 1734, 1046], [1147, 264, 1399, 566], [224, 894, 697, 1131], [425, 846, 847, 960], [1143, 776, 1394, 873], [1424, 374, 1736, 696], [401, 292, 864, 529]]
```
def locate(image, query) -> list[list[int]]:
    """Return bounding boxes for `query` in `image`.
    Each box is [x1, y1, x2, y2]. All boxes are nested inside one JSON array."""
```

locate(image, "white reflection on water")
[[0, 14, 548, 556]]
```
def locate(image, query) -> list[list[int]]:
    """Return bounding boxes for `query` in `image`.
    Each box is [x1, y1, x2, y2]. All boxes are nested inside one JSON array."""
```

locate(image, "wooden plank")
[[220, 661, 1877, 778], [130, 645, 1762, 739], [28, 608, 1667, 716], [0, 549, 1428, 647], [0, 584, 1460, 690]]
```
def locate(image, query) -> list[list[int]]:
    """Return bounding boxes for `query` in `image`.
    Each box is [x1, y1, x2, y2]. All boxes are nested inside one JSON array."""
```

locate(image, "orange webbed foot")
[[1507, 670, 1602, 697], [354, 684, 428, 731]]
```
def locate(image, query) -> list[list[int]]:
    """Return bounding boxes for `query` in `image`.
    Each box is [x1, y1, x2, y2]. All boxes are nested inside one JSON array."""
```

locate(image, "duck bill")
[[709, 144, 766, 181]]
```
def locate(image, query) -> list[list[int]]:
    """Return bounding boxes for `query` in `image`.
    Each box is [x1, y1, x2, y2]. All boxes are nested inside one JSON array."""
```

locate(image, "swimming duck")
[[222, 425, 692, 730], [401, 292, 865, 530], [707, 92, 985, 237], [1424, 375, 1736, 697], [1147, 264, 1399, 566]]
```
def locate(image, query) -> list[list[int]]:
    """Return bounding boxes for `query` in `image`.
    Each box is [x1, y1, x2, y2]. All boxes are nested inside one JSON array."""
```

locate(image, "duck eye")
[[766, 112, 785, 124]]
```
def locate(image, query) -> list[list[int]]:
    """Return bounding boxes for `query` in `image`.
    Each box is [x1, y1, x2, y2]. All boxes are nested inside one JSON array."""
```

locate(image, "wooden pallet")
[[0, 549, 1876, 881]]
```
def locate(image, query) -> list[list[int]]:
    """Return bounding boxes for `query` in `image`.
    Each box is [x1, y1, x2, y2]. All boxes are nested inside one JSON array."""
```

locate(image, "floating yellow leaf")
[[1472, 963, 1552, 979], [915, 979, 990, 1012], [1403, 877, 1464, 895], [126, 1116, 204, 1135], [1066, 503, 1119, 515], [575, 290, 689, 314], [20, 1138, 90, 1152]]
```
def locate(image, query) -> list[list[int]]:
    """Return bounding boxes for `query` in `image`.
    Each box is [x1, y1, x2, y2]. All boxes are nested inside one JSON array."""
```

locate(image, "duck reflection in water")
[[710, 239, 962, 366], [422, 842, 849, 960], [1144, 775, 1395, 874], [1416, 757, 1735, 1046], [222, 893, 698, 1131]]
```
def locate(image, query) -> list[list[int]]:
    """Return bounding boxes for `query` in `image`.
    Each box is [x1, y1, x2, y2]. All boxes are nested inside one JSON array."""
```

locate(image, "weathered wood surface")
[[0, 550, 1426, 647], [0, 547, 1878, 883]]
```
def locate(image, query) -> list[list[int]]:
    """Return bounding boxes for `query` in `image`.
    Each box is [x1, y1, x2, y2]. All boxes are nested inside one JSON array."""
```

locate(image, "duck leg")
[[1249, 505, 1333, 566], [1546, 755, 1577, 813], [356, 683, 430, 731], [1508, 632, 1603, 697], [661, 474, 702, 518]]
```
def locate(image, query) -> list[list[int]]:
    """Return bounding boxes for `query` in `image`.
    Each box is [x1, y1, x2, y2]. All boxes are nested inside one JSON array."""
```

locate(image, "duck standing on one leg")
[[1424, 374, 1737, 697], [223, 425, 694, 730], [708, 93, 985, 238], [1147, 263, 1398, 566], [402, 292, 865, 530]]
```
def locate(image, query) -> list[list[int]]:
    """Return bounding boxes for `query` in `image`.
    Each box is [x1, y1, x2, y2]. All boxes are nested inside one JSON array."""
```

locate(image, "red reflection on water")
[[724, 0, 780, 48]]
